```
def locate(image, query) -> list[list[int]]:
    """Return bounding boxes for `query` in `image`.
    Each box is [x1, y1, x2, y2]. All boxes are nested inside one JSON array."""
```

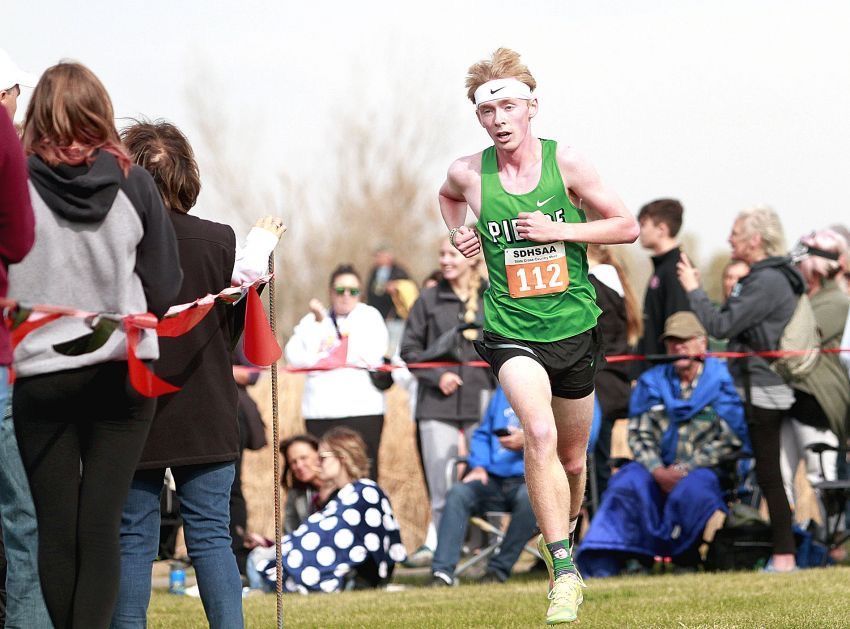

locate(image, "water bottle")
[[169, 561, 186, 595]]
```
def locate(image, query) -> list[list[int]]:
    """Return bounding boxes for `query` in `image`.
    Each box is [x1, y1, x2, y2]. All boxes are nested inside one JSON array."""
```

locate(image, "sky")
[[5, 0, 850, 266]]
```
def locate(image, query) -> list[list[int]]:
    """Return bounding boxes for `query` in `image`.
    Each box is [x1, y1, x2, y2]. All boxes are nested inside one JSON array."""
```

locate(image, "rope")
[[268, 253, 284, 628], [275, 347, 850, 374]]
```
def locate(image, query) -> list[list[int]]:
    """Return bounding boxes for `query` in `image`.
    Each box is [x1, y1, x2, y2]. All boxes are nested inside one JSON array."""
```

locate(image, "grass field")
[[148, 566, 850, 628]]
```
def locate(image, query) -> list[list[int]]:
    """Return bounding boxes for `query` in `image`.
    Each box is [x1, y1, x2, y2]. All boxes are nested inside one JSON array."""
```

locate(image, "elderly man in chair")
[[577, 312, 749, 576]]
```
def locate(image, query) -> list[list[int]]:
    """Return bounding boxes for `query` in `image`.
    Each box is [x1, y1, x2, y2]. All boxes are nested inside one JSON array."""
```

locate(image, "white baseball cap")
[[0, 49, 37, 91]]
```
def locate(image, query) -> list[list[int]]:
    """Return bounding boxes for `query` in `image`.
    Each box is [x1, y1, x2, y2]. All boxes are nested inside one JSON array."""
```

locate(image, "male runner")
[[438, 48, 638, 624]]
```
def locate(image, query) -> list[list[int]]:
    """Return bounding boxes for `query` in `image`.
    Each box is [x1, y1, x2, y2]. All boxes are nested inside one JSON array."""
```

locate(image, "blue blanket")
[[576, 462, 726, 577]]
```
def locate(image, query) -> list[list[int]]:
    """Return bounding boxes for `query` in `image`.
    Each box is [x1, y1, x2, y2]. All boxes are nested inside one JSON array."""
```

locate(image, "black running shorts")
[[475, 328, 604, 399]]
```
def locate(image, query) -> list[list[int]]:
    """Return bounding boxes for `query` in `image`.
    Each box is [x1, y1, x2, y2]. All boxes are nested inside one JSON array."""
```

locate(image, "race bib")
[[504, 243, 569, 298]]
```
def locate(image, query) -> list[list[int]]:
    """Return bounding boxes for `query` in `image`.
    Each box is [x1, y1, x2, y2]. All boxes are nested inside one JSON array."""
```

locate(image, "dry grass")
[[241, 373, 430, 550]]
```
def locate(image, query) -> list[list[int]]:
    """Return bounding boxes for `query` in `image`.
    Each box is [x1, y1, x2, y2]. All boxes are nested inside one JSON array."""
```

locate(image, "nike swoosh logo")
[[490, 86, 505, 94], [536, 195, 555, 207]]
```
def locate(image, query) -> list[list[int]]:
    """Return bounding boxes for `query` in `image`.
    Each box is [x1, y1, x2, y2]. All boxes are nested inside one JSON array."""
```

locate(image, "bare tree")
[[184, 61, 455, 339]]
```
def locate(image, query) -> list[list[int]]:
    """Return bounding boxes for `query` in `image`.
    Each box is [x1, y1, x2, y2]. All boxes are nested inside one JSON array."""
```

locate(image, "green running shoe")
[[546, 573, 585, 624]]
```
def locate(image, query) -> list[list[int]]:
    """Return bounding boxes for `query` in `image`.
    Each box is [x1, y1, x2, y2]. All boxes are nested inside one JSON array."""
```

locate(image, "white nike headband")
[[473, 78, 534, 107]]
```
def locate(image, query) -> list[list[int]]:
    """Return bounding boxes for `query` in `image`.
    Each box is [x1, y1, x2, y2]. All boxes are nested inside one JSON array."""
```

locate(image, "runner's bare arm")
[[516, 147, 638, 245], [439, 157, 481, 258]]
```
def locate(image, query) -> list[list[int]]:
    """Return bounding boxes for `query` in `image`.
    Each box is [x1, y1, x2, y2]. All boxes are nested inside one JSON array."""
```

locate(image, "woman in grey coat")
[[400, 240, 494, 562], [678, 206, 801, 572]]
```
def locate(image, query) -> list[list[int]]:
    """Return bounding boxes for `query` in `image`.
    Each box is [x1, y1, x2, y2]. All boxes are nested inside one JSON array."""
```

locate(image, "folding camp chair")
[[444, 457, 543, 577], [806, 442, 850, 560]]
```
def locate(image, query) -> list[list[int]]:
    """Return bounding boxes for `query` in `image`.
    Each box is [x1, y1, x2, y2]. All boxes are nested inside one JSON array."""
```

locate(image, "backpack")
[[771, 293, 820, 382]]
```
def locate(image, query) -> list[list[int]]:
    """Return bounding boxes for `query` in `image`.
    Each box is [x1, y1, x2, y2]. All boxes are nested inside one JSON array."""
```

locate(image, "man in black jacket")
[[636, 199, 691, 370]]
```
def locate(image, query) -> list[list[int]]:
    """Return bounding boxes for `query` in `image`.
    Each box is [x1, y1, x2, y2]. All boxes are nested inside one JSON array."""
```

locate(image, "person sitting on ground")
[[247, 427, 406, 593], [280, 434, 327, 534], [430, 385, 536, 586], [576, 312, 749, 577]]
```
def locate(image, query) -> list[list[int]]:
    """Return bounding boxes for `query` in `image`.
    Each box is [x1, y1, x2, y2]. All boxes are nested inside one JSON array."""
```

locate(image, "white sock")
[[424, 521, 438, 551]]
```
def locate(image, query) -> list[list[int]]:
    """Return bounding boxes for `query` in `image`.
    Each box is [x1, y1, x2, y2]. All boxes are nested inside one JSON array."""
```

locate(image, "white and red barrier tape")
[[2, 275, 281, 397]]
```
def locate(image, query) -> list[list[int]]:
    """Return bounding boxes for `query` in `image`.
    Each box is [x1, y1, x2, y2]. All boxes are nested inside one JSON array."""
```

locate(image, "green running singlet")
[[476, 139, 600, 342]]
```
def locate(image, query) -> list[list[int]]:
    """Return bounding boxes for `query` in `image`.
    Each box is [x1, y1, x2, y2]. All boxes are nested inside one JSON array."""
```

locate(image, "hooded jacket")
[[0, 111, 35, 366], [9, 151, 181, 377], [687, 256, 805, 389]]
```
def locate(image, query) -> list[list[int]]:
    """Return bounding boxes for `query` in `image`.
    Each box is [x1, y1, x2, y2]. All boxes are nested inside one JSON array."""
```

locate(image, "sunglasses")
[[333, 287, 361, 296]]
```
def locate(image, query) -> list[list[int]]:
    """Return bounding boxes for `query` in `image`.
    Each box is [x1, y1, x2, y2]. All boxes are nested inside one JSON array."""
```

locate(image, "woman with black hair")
[[285, 265, 389, 478], [281, 434, 328, 533]]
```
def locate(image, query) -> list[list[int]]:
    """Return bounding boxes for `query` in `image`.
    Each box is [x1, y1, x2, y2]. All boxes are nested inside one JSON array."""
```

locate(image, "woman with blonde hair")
[[399, 237, 494, 564], [248, 427, 405, 592], [587, 244, 643, 500], [678, 205, 802, 572], [9, 61, 181, 627]]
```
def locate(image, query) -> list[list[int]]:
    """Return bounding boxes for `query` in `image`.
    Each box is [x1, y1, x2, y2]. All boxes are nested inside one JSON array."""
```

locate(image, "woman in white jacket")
[[285, 264, 389, 478]]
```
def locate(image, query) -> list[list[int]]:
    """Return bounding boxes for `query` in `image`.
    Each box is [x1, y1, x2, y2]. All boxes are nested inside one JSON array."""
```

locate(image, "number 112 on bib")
[[504, 243, 570, 298]]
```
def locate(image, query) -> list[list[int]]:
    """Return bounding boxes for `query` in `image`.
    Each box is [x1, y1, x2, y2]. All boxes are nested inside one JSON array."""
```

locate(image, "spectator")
[[780, 230, 850, 509], [430, 386, 536, 586], [423, 270, 443, 290], [9, 62, 182, 628], [400, 239, 494, 565], [636, 199, 691, 366], [842, 308, 850, 377], [722, 259, 750, 302], [0, 49, 35, 122], [285, 265, 388, 478], [830, 224, 850, 294], [366, 245, 410, 354], [0, 51, 51, 629], [366, 245, 410, 321], [677, 205, 801, 572], [247, 427, 405, 593], [587, 244, 643, 500], [112, 120, 284, 628], [230, 344, 267, 577], [280, 434, 326, 534], [577, 312, 748, 576]]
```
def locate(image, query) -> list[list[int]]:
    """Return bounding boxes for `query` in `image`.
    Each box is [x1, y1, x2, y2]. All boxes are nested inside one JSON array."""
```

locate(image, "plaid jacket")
[[628, 375, 743, 473]]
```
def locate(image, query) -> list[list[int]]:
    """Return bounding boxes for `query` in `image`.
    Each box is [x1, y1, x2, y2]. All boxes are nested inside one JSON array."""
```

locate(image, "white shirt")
[[285, 302, 388, 419], [232, 227, 279, 286]]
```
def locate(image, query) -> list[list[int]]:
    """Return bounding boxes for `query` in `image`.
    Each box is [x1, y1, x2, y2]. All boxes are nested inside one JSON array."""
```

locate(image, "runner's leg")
[[497, 356, 570, 541], [552, 393, 594, 522]]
